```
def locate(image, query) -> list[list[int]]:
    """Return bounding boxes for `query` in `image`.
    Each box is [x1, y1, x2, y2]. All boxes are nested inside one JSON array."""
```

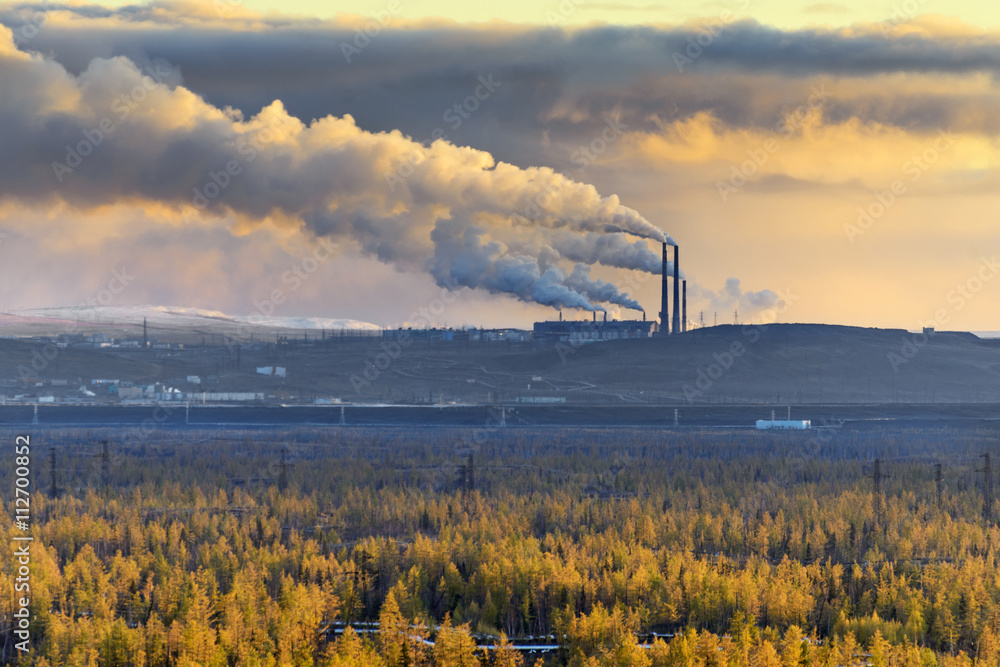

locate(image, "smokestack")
[[603, 312, 607, 323], [659, 242, 668, 334], [593, 311, 596, 322], [682, 280, 687, 333], [672, 245, 680, 335]]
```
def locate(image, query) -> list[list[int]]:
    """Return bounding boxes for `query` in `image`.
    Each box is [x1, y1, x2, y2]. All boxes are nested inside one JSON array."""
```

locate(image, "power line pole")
[[98, 440, 109, 488], [278, 449, 289, 491], [935, 463, 943, 508], [49, 447, 58, 498], [869, 459, 888, 519], [978, 454, 993, 523], [467, 452, 475, 495]]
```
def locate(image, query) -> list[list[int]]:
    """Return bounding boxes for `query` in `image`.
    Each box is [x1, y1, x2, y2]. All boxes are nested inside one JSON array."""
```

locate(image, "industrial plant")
[[533, 241, 688, 342]]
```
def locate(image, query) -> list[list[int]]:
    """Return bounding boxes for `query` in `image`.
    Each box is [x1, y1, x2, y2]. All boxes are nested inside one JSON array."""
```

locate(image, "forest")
[[1, 424, 999, 667]]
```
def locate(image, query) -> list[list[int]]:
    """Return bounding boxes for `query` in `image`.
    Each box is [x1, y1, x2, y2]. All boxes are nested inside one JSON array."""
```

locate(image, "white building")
[[756, 420, 811, 430]]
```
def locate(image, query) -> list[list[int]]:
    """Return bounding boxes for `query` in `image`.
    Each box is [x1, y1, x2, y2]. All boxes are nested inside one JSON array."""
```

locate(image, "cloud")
[[0, 22, 674, 314], [8, 2, 999, 327], [690, 278, 783, 324], [8, 4, 1000, 145]]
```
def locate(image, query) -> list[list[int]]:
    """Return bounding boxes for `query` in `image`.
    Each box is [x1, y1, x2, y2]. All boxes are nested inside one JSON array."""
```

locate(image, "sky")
[[0, 1, 998, 330]]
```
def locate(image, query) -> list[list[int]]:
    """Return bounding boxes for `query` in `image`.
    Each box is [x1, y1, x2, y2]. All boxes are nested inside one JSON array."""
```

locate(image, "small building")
[[187, 375, 201, 384], [756, 420, 811, 430]]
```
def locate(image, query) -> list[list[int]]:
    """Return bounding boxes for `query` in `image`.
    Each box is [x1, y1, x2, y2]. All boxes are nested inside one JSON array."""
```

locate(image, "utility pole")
[[278, 449, 289, 491], [97, 440, 109, 488], [978, 454, 993, 523], [871, 459, 886, 496], [467, 452, 475, 495], [49, 447, 58, 498], [869, 459, 889, 520], [935, 463, 944, 508]]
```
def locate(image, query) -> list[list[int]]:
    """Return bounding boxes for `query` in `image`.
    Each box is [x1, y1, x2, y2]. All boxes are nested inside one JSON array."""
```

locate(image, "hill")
[[2, 321, 999, 405]]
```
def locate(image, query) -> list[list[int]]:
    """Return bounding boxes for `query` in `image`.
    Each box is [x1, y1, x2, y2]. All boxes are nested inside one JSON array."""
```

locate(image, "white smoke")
[[0, 26, 671, 313], [690, 278, 783, 324]]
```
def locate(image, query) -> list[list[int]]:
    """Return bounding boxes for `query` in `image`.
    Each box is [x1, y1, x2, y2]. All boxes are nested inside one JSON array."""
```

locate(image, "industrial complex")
[[534, 241, 687, 342]]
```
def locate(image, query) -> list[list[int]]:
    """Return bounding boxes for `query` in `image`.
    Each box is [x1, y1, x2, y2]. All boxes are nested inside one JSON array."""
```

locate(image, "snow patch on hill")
[[8, 305, 382, 331]]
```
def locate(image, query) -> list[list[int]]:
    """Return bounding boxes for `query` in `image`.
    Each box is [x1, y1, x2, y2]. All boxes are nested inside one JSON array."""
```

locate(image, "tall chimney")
[[659, 242, 668, 335], [682, 280, 687, 333], [672, 245, 680, 335]]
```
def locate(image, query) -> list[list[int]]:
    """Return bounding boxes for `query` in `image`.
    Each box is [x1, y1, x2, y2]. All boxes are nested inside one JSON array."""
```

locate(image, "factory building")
[[533, 313, 655, 343]]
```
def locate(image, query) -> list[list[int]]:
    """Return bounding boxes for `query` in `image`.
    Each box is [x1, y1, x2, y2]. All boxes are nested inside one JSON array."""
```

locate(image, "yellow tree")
[[433, 614, 480, 667], [324, 626, 386, 667], [493, 632, 524, 667], [378, 589, 407, 667]]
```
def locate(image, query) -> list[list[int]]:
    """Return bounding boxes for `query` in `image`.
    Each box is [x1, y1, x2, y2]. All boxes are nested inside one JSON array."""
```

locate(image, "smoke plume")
[[0, 25, 669, 312]]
